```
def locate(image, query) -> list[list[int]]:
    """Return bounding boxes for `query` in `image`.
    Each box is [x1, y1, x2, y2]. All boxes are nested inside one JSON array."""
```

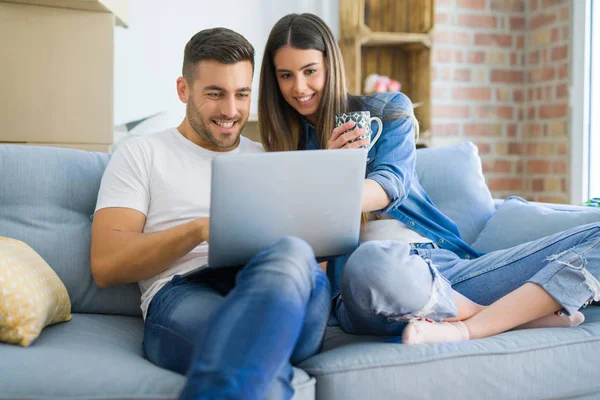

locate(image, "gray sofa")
[[1, 142, 599, 400]]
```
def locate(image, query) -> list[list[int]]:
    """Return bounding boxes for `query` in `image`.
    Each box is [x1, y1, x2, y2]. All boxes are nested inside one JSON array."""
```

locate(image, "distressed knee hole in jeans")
[[546, 247, 600, 307], [387, 259, 458, 323]]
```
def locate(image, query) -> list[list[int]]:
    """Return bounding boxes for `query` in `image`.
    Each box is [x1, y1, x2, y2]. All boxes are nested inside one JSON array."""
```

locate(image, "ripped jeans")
[[335, 223, 600, 336]]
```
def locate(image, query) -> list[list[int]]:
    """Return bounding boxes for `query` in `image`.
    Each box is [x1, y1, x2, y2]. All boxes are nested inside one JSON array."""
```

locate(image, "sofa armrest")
[[494, 199, 600, 213]]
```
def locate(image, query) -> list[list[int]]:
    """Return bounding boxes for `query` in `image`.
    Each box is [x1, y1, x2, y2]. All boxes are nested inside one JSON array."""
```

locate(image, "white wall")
[[113, 0, 339, 124]]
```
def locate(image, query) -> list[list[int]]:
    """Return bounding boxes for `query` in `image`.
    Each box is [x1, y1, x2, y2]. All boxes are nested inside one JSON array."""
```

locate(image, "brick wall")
[[431, 0, 571, 203]]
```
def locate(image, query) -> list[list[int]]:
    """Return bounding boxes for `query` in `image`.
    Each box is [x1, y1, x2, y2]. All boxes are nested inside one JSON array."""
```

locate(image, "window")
[[590, 1, 600, 199], [571, 0, 592, 203]]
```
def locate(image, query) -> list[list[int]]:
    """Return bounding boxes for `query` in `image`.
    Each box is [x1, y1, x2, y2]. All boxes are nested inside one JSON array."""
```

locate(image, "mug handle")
[[367, 116, 383, 151]]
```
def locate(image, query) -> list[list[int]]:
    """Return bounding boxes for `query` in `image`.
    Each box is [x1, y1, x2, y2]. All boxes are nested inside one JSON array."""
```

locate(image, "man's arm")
[[90, 207, 209, 288]]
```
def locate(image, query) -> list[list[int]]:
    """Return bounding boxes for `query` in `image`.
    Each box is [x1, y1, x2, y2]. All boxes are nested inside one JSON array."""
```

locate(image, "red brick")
[[464, 123, 502, 136], [496, 88, 511, 102], [476, 142, 492, 154], [457, 0, 486, 9], [508, 143, 523, 155], [557, 142, 568, 155], [529, 51, 540, 65], [525, 123, 543, 138], [431, 123, 459, 136], [558, 63, 569, 79], [510, 17, 526, 30], [527, 88, 534, 102], [540, 104, 568, 119], [531, 13, 556, 29], [556, 83, 569, 98], [432, 105, 471, 118], [487, 178, 523, 191], [513, 89, 524, 103], [467, 51, 486, 64], [455, 50, 465, 63], [482, 160, 513, 173], [475, 34, 512, 47], [529, 67, 555, 83], [528, 106, 536, 119], [458, 15, 497, 29], [516, 36, 525, 49], [433, 49, 453, 63], [491, 0, 525, 12], [490, 70, 524, 84], [550, 120, 566, 136], [530, 0, 538, 11], [452, 87, 492, 101], [527, 142, 555, 155], [551, 45, 568, 61], [454, 69, 472, 82], [527, 160, 551, 174], [560, 6, 570, 22], [435, 12, 451, 25], [542, 0, 568, 7], [552, 28, 560, 42], [510, 53, 519, 66], [562, 26, 569, 41], [433, 31, 473, 46], [532, 179, 544, 192], [553, 160, 567, 174], [508, 124, 518, 137], [475, 106, 514, 120]]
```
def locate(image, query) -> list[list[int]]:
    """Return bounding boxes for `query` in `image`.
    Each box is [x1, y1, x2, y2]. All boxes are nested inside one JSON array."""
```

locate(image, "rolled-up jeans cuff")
[[529, 254, 600, 316]]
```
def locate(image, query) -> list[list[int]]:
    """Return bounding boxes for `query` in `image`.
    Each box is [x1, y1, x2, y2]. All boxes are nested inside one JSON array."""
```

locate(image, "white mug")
[[335, 111, 383, 151]]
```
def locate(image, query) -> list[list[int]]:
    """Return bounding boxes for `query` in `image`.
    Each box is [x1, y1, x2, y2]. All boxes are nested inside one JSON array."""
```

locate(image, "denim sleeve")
[[366, 92, 417, 213]]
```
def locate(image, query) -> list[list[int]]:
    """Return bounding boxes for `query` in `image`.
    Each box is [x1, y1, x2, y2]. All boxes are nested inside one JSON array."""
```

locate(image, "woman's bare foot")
[[515, 311, 585, 330]]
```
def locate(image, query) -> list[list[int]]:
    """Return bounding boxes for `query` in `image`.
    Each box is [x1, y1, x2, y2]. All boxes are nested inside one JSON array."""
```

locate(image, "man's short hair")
[[182, 27, 255, 83]]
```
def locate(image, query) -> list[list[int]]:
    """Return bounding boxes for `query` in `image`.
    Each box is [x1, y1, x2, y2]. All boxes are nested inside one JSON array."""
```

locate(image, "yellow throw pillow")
[[0, 237, 72, 347]]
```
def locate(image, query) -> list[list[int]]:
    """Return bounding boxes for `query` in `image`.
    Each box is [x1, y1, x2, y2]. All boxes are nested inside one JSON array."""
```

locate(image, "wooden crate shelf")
[[340, 0, 434, 146]]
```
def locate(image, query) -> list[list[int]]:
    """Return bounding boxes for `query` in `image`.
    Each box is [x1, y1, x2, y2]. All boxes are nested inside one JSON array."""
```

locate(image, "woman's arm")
[[364, 92, 417, 213], [362, 178, 391, 212]]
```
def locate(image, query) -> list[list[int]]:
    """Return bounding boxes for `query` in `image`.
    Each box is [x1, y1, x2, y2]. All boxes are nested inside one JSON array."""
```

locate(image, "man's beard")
[[187, 97, 246, 149]]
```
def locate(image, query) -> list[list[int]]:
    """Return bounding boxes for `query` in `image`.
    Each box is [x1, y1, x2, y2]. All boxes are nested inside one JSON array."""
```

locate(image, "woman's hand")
[[328, 121, 369, 149]]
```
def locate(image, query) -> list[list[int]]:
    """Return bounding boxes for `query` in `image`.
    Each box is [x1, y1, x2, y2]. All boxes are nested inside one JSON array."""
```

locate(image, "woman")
[[258, 13, 598, 344]]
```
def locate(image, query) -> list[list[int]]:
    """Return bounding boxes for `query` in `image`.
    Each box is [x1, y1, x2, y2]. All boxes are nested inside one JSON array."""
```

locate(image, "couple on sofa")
[[90, 13, 600, 400]]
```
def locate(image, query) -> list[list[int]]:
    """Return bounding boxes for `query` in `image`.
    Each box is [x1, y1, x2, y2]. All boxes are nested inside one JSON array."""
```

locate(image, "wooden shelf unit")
[[339, 0, 434, 145]]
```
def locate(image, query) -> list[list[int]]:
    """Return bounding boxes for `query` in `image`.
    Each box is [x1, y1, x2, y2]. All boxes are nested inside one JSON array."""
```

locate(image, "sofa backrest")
[[415, 141, 495, 245], [0, 145, 141, 316]]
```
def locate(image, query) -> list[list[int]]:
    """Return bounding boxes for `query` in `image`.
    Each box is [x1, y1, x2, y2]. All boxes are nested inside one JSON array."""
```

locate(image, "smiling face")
[[273, 46, 327, 125], [177, 59, 253, 151]]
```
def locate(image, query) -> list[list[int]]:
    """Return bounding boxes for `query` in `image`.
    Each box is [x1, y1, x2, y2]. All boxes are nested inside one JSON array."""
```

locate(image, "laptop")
[[206, 149, 367, 269]]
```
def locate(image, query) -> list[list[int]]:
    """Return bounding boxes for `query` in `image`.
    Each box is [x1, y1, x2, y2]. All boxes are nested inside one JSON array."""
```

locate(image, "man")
[[91, 28, 331, 400]]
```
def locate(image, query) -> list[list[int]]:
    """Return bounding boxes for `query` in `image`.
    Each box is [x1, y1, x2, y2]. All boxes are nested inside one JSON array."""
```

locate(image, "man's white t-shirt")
[[95, 128, 264, 318]]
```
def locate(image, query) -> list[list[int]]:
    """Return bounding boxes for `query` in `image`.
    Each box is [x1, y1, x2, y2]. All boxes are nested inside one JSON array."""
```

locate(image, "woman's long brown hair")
[[258, 13, 419, 224]]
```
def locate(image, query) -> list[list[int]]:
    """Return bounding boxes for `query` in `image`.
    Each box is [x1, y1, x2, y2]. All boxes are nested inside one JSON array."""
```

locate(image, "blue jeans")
[[143, 237, 331, 400], [336, 223, 600, 335]]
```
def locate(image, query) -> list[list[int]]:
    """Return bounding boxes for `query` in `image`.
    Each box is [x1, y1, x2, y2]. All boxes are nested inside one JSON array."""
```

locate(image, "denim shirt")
[[301, 92, 483, 299]]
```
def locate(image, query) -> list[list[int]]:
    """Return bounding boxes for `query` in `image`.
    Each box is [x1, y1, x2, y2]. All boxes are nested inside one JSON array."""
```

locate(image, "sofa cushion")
[[0, 313, 315, 400], [0, 145, 141, 316], [0, 237, 72, 347], [415, 141, 495, 244], [300, 307, 600, 400], [472, 196, 600, 253]]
